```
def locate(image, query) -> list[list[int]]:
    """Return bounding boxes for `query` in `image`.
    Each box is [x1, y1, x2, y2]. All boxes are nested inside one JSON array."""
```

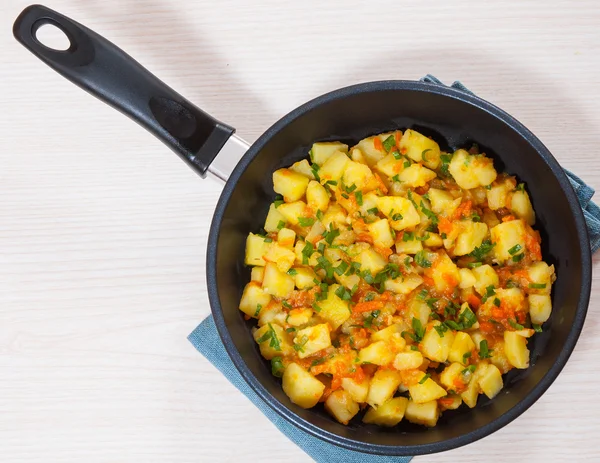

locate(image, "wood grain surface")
[[1, 0, 599, 461]]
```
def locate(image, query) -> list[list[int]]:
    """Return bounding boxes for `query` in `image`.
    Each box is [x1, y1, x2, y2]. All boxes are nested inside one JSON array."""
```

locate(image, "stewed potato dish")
[[239, 129, 555, 428]]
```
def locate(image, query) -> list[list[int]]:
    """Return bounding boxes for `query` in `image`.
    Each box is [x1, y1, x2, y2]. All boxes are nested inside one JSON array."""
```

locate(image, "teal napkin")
[[189, 76, 600, 462]]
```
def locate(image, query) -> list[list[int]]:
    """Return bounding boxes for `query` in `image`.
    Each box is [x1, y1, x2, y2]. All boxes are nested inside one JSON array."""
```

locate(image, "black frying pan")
[[13, 4, 591, 456]]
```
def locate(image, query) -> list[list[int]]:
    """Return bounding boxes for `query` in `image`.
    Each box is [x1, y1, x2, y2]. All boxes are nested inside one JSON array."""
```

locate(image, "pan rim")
[[206, 79, 591, 455]]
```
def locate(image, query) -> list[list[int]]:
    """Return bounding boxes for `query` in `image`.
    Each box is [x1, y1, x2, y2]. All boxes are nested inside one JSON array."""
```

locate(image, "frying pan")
[[13, 4, 591, 456]]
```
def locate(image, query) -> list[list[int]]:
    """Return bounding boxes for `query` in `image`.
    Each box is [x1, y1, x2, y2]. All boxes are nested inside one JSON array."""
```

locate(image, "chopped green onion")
[[478, 340, 492, 359], [422, 149, 432, 162], [355, 191, 363, 206], [512, 253, 525, 262], [508, 244, 522, 255], [271, 357, 285, 377], [529, 282, 547, 289], [382, 135, 396, 152], [254, 304, 263, 317], [367, 207, 379, 215], [287, 268, 298, 276], [414, 250, 432, 268], [419, 373, 431, 384]]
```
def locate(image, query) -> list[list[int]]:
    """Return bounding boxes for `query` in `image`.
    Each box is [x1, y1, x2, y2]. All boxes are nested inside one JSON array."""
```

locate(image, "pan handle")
[[13, 4, 240, 179]]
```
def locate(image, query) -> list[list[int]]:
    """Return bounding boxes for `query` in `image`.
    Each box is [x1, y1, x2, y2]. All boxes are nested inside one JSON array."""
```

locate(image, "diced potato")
[[489, 340, 512, 374], [393, 351, 423, 370], [399, 129, 441, 170], [385, 273, 424, 295], [529, 294, 552, 324], [294, 267, 318, 289], [239, 282, 272, 318], [343, 160, 374, 190], [424, 232, 443, 248], [325, 390, 360, 425], [254, 323, 294, 359], [504, 331, 530, 369], [448, 331, 476, 365], [264, 203, 287, 233], [289, 159, 315, 179], [406, 296, 431, 327], [355, 136, 387, 167], [448, 149, 497, 189], [286, 308, 313, 326], [363, 397, 409, 426], [306, 180, 330, 212], [318, 284, 351, 330], [257, 305, 287, 327], [511, 190, 535, 225], [264, 243, 296, 273], [420, 321, 455, 362], [245, 233, 271, 266], [453, 221, 488, 256], [359, 340, 396, 366], [458, 268, 476, 289], [460, 374, 479, 408], [262, 262, 295, 298], [305, 220, 326, 243], [439, 395, 462, 410], [375, 153, 403, 178], [353, 247, 387, 275], [282, 362, 325, 408], [472, 265, 499, 296], [277, 228, 296, 248], [490, 219, 526, 262], [335, 272, 361, 291], [251, 266, 264, 283], [528, 261, 554, 294], [398, 164, 437, 188], [319, 151, 349, 183], [294, 324, 331, 358], [367, 218, 395, 248], [371, 322, 408, 342], [478, 363, 503, 399], [376, 196, 421, 231], [277, 201, 308, 226], [439, 362, 465, 390], [358, 191, 380, 216], [366, 370, 403, 408], [341, 377, 370, 403], [405, 400, 439, 427], [427, 251, 460, 293], [428, 188, 457, 216], [273, 168, 310, 202], [486, 183, 510, 210], [350, 147, 367, 164], [321, 203, 348, 228], [311, 141, 348, 166], [395, 238, 423, 255]]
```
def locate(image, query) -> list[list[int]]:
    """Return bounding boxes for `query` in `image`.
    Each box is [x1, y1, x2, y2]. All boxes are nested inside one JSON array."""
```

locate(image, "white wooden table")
[[2, 0, 599, 461]]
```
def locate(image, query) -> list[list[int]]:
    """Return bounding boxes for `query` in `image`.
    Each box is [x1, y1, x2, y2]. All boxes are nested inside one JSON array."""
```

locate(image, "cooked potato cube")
[[375, 153, 403, 178], [458, 268, 476, 289], [350, 147, 367, 164], [311, 141, 348, 166], [448, 149, 497, 189], [341, 376, 370, 403], [359, 340, 396, 366], [321, 203, 347, 228], [406, 296, 431, 327], [325, 390, 360, 425], [511, 190, 535, 225], [343, 160, 374, 190], [305, 220, 325, 244], [376, 196, 421, 231], [366, 370, 403, 408], [289, 159, 315, 179], [460, 375, 479, 408], [395, 239, 423, 255], [277, 201, 308, 226], [478, 363, 503, 399], [319, 151, 349, 183], [420, 321, 455, 362], [282, 362, 325, 408], [257, 305, 287, 327], [529, 294, 552, 324], [239, 282, 272, 318], [273, 168, 310, 202], [262, 262, 295, 298], [439, 395, 462, 410], [427, 251, 460, 293], [358, 191, 380, 216], [294, 324, 331, 358], [363, 397, 409, 426], [355, 136, 387, 166], [264, 243, 296, 273], [504, 331, 530, 369], [277, 227, 296, 248], [424, 232, 443, 248], [306, 180, 330, 212], [448, 331, 476, 364], [405, 400, 439, 427], [393, 351, 423, 370], [251, 266, 264, 283], [528, 261, 554, 294], [367, 218, 395, 249], [472, 264, 499, 296], [286, 308, 313, 326], [254, 323, 294, 359], [293, 267, 318, 289], [245, 233, 271, 266], [486, 183, 510, 210], [439, 362, 465, 390], [398, 164, 437, 188], [399, 129, 441, 170], [318, 284, 351, 330], [453, 221, 488, 256], [490, 219, 526, 262], [428, 188, 458, 216], [385, 273, 424, 295], [353, 247, 387, 275]]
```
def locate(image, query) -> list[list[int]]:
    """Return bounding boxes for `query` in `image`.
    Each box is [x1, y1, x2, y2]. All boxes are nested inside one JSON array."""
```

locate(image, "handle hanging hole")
[[34, 22, 71, 51]]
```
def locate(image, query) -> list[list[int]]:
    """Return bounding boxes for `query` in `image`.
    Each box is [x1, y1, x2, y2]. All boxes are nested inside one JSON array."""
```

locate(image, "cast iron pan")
[[13, 4, 591, 456]]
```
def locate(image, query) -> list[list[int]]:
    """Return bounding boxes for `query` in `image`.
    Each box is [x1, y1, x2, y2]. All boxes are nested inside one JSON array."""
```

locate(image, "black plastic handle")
[[13, 4, 235, 178]]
